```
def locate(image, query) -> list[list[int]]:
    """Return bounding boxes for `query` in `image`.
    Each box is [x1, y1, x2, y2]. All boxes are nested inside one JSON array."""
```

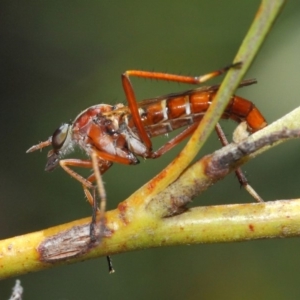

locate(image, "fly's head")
[[27, 123, 73, 172]]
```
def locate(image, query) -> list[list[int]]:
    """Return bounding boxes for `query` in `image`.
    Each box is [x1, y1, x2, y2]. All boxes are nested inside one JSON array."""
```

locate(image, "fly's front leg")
[[85, 186, 98, 243], [59, 158, 112, 236], [59, 159, 94, 189], [59, 158, 112, 205], [91, 152, 115, 273], [89, 151, 108, 238], [59, 157, 115, 272], [59, 159, 98, 243]]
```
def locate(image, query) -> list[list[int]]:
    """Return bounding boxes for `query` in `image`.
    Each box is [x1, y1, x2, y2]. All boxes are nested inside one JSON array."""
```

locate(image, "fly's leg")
[[215, 123, 263, 202], [138, 119, 263, 202], [91, 151, 115, 273], [59, 158, 110, 233], [149, 123, 199, 158], [83, 185, 114, 273], [90, 152, 107, 239], [124, 62, 241, 85], [121, 63, 241, 153], [84, 186, 98, 243], [59, 158, 115, 273], [59, 151, 137, 240]]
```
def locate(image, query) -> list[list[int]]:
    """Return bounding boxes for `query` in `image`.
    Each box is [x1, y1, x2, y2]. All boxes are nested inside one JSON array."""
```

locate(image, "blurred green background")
[[1, 1, 300, 299]]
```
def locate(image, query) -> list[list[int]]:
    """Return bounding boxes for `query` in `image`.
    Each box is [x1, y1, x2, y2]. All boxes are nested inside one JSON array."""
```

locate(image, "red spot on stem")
[[248, 224, 255, 232]]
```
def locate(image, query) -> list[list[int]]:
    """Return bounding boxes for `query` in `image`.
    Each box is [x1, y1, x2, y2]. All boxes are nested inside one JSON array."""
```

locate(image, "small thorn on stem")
[[107, 256, 115, 274]]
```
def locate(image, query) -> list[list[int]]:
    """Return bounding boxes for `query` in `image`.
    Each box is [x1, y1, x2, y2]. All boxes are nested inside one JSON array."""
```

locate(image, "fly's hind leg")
[[215, 123, 264, 202], [121, 63, 241, 159]]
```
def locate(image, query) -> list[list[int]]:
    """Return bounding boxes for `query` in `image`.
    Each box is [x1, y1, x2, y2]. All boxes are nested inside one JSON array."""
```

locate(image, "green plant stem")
[[1, 197, 300, 280]]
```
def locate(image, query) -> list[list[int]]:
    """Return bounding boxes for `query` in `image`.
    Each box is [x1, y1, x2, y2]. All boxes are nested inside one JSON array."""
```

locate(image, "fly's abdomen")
[[139, 90, 267, 137]]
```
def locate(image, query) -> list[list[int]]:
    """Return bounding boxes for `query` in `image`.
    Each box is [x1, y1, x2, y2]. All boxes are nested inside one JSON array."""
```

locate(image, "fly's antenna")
[[26, 137, 52, 153]]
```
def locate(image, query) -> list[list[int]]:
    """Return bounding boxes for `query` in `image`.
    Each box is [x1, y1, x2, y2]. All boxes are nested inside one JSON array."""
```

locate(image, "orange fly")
[[27, 64, 267, 265]]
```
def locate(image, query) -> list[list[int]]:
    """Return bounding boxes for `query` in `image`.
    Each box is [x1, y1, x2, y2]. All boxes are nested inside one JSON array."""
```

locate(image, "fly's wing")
[[135, 78, 257, 107], [102, 79, 257, 116]]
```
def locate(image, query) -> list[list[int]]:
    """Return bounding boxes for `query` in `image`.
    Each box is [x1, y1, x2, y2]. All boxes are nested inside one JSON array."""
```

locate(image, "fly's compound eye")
[[52, 123, 70, 150]]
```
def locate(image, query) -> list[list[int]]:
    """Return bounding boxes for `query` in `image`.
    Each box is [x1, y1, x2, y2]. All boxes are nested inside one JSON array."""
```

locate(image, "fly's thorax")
[[73, 104, 115, 130], [71, 104, 117, 152]]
